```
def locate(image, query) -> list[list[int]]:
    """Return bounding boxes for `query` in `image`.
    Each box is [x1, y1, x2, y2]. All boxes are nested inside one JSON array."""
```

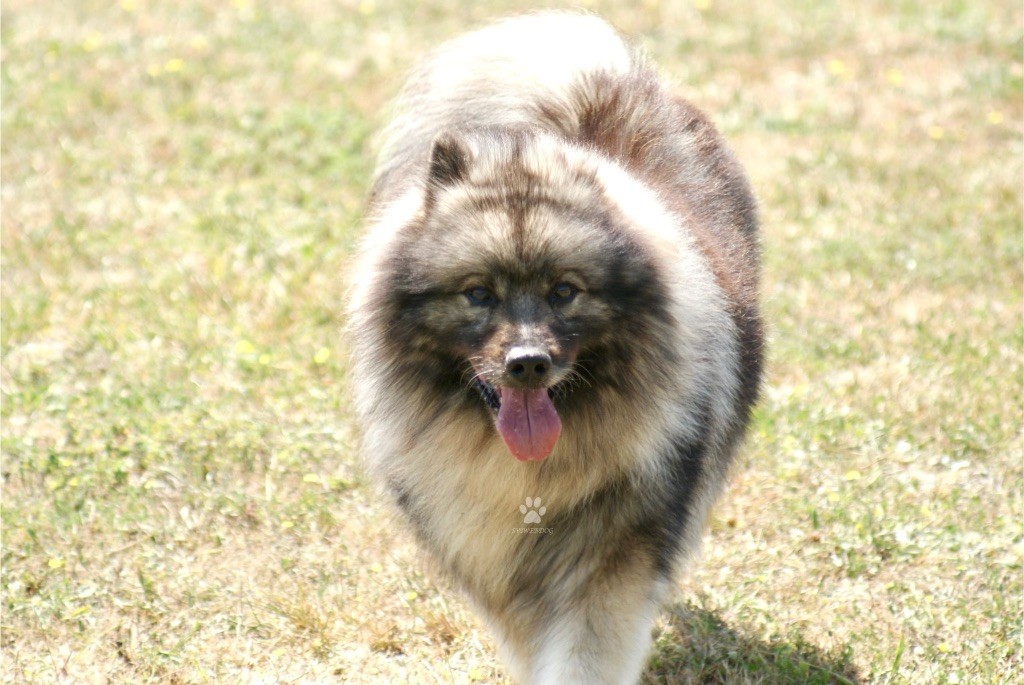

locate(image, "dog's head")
[[372, 129, 671, 461]]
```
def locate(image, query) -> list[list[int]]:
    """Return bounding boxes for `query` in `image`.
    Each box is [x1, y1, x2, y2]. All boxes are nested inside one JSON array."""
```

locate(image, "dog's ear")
[[428, 132, 472, 188]]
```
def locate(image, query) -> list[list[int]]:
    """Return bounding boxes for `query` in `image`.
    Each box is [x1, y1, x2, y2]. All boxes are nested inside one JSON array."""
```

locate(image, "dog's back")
[[370, 13, 634, 200]]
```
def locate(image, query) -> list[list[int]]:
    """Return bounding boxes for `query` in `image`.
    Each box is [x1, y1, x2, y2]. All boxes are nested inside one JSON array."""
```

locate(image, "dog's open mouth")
[[473, 377, 562, 462]]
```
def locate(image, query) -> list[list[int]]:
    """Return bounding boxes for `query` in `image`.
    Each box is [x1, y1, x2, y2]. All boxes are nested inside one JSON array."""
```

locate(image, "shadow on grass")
[[642, 602, 861, 685]]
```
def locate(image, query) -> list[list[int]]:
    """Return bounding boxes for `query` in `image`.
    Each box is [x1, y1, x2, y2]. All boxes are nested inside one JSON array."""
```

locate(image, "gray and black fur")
[[348, 12, 763, 685]]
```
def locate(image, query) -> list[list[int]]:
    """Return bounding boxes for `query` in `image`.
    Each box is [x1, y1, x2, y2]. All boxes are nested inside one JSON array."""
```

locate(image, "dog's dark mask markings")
[[385, 128, 666, 462]]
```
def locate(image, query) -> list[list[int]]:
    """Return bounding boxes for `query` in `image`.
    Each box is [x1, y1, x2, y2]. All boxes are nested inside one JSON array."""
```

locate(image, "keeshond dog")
[[349, 12, 763, 685]]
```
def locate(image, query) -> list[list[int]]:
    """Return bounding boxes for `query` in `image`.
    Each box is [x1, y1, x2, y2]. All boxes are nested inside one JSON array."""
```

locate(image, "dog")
[[348, 12, 763, 684]]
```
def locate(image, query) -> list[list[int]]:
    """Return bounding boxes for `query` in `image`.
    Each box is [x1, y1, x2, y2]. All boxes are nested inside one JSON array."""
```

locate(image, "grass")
[[2, 0, 1021, 683]]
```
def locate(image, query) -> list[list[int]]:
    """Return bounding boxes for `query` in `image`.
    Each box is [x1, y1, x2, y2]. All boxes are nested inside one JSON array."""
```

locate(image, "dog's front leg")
[[523, 573, 669, 685]]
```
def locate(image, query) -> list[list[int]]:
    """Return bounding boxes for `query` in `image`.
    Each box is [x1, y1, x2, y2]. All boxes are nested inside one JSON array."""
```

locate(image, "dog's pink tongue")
[[496, 388, 561, 461]]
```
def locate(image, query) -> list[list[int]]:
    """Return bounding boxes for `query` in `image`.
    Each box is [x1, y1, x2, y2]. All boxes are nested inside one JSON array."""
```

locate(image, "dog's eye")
[[550, 282, 578, 305], [465, 286, 495, 306]]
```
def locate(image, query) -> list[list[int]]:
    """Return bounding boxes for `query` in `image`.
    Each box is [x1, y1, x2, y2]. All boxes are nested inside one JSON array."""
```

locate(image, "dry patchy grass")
[[2, 0, 1021, 683]]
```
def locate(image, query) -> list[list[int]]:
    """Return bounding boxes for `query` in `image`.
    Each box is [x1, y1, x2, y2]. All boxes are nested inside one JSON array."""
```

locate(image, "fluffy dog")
[[349, 12, 763, 684]]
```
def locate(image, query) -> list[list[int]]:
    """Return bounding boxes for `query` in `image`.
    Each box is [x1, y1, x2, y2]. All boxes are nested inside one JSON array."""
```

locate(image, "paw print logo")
[[520, 497, 546, 524]]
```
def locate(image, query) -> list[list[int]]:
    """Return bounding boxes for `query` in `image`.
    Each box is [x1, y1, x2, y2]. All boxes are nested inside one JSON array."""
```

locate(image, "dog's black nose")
[[505, 347, 551, 387]]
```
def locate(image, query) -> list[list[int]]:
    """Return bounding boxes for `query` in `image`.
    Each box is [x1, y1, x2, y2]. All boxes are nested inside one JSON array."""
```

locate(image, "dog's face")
[[380, 130, 668, 460]]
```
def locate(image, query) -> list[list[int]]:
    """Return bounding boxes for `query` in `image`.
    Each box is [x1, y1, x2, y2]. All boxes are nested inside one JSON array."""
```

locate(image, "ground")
[[2, 0, 1021, 683]]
